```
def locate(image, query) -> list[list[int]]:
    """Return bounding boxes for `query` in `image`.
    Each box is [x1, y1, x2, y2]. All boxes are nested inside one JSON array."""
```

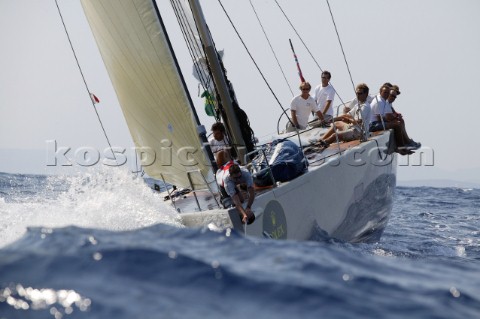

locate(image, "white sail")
[[81, 0, 214, 189]]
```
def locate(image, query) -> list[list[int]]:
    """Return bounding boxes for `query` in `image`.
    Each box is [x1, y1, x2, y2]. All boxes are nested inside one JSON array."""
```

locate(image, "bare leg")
[[322, 122, 345, 144], [321, 126, 335, 141]]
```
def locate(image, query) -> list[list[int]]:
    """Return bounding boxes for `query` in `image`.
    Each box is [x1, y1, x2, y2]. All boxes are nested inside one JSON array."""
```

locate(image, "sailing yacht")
[[80, 0, 397, 243]]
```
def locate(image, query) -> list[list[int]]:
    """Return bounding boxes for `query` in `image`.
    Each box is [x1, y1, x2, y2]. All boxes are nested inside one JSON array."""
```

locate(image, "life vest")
[[217, 160, 236, 187]]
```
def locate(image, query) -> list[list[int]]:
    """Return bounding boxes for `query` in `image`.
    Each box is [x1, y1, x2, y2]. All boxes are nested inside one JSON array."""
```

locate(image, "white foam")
[[0, 167, 183, 248]]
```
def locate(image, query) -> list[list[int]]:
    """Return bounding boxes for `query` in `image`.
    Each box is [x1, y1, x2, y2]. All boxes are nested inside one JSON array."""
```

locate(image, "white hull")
[[180, 130, 397, 243]]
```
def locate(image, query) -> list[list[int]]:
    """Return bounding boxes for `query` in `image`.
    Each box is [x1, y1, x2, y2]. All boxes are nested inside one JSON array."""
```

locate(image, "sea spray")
[[0, 167, 183, 248]]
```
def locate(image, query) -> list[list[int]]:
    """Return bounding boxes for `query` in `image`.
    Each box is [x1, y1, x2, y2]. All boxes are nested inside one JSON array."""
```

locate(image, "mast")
[[151, 0, 218, 172], [187, 0, 247, 163]]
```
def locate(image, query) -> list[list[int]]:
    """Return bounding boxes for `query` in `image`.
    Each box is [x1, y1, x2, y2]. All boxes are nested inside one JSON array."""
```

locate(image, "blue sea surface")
[[0, 169, 479, 319]]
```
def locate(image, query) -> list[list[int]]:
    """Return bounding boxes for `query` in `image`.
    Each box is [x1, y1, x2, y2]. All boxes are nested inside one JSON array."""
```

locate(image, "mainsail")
[[81, 0, 214, 189]]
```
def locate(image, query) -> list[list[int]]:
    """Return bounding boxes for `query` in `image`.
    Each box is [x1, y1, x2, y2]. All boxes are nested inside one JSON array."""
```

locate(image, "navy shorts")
[[369, 121, 385, 132]]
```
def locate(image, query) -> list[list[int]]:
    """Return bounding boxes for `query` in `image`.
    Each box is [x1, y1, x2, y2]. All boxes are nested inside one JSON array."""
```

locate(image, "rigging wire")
[[273, 0, 354, 106], [170, 0, 212, 94], [273, 0, 324, 75], [171, 0, 257, 151], [325, 0, 356, 92], [170, 0, 225, 123], [248, 0, 294, 96], [54, 0, 117, 162], [216, 0, 291, 122]]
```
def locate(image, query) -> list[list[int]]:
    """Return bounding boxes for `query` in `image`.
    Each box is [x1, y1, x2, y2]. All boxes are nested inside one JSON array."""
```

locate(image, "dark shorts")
[[369, 121, 385, 132]]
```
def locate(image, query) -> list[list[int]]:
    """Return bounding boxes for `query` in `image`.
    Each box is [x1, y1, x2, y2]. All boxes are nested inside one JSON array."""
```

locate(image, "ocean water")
[[0, 169, 479, 319]]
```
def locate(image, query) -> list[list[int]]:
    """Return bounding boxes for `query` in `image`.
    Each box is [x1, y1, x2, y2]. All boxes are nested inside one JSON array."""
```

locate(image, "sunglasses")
[[302, 88, 311, 91]]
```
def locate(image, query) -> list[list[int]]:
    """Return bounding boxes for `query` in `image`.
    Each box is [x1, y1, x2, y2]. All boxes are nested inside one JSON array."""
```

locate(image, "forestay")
[[81, 0, 214, 189]]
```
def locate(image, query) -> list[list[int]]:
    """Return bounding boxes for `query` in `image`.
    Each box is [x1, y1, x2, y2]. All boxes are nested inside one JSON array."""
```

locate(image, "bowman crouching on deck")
[[223, 164, 256, 225]]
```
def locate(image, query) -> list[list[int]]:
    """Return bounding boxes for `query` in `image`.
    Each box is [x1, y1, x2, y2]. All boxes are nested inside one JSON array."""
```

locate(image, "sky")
[[1, 0, 479, 185]]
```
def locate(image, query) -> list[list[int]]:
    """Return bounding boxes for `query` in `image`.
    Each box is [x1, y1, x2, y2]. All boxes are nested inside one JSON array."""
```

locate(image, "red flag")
[[90, 93, 100, 104]]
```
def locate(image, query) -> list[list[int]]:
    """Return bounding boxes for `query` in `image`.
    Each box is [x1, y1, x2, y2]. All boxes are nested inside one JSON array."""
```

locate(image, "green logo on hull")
[[263, 200, 287, 239]]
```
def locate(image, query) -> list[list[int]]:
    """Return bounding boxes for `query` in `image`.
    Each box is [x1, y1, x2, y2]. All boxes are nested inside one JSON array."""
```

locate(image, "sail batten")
[[81, 0, 213, 189]]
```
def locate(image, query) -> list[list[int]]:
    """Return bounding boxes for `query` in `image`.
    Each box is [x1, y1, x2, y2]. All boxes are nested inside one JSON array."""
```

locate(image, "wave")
[[1, 224, 479, 319]]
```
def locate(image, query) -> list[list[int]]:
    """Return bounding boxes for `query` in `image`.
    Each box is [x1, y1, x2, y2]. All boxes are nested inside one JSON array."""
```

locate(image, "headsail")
[[81, 0, 214, 189]]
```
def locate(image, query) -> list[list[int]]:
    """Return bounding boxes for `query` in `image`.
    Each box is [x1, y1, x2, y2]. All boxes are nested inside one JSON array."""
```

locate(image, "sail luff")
[[81, 0, 215, 189], [150, 0, 217, 172]]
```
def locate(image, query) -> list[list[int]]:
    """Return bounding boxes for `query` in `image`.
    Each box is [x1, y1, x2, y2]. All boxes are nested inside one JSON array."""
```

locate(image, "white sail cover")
[[81, 0, 214, 189]]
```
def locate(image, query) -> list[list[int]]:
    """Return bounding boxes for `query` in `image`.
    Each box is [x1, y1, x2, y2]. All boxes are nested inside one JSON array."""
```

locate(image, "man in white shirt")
[[318, 83, 372, 145], [209, 122, 230, 156], [290, 82, 324, 130], [382, 88, 421, 153], [367, 83, 420, 152], [313, 70, 336, 122], [369, 84, 393, 132]]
